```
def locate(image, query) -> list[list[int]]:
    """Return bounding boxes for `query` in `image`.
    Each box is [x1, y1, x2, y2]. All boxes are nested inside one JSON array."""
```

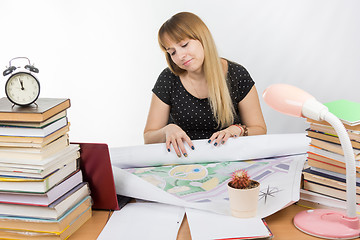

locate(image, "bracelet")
[[232, 124, 244, 136], [241, 125, 249, 136]]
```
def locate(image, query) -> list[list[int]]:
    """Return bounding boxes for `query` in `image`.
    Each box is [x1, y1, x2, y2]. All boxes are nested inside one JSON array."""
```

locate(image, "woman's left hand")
[[208, 125, 242, 146]]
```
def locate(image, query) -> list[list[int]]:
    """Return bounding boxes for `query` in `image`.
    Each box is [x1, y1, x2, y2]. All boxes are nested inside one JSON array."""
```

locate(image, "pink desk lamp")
[[263, 84, 360, 239]]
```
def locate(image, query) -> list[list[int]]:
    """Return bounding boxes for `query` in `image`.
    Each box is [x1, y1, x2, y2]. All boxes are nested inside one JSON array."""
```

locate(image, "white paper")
[[110, 133, 309, 168], [185, 208, 272, 240], [97, 202, 185, 240]]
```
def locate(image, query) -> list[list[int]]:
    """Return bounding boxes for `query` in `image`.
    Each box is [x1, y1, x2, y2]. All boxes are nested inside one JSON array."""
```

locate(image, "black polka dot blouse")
[[152, 60, 255, 140]]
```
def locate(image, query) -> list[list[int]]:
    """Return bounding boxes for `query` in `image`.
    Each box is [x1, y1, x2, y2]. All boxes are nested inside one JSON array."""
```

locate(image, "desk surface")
[[68, 204, 321, 240]]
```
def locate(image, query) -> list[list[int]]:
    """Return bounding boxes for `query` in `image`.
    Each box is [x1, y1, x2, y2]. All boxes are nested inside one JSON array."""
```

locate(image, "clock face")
[[5, 72, 40, 106]]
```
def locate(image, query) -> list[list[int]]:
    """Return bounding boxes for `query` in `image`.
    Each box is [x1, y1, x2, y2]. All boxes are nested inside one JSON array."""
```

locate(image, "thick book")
[[0, 203, 91, 240], [309, 145, 360, 161], [0, 133, 69, 150], [307, 118, 360, 132], [0, 133, 68, 153], [310, 138, 360, 157], [0, 111, 66, 128], [0, 133, 69, 161], [309, 122, 360, 142], [0, 170, 83, 206], [0, 159, 78, 193], [0, 145, 78, 178], [0, 98, 71, 122], [307, 152, 360, 171], [303, 179, 360, 203], [302, 167, 360, 194], [0, 116, 68, 137], [307, 129, 360, 149], [298, 189, 360, 215], [0, 196, 91, 232], [307, 156, 360, 178], [0, 143, 79, 166], [0, 124, 70, 145], [0, 144, 80, 178], [0, 183, 90, 219]]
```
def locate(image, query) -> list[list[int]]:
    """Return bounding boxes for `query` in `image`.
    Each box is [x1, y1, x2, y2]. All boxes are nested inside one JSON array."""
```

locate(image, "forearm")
[[143, 127, 167, 144], [247, 125, 267, 136]]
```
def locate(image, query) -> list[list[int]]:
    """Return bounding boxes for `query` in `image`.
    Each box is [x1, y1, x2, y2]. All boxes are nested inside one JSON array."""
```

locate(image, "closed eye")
[[181, 42, 188, 48]]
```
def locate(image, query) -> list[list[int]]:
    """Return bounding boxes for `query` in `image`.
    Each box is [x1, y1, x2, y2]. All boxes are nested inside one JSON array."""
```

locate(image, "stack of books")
[[298, 99, 360, 214], [0, 97, 92, 240]]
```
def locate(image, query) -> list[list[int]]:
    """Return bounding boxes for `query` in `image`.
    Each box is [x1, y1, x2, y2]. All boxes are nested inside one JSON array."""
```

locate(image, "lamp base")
[[293, 209, 360, 239]]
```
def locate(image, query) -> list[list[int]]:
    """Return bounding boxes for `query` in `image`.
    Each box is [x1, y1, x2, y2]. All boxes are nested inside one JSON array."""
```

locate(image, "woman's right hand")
[[164, 124, 194, 158]]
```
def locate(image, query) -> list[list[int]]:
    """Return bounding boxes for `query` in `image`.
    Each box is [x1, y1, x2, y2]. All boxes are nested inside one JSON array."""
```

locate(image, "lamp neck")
[[302, 98, 328, 121]]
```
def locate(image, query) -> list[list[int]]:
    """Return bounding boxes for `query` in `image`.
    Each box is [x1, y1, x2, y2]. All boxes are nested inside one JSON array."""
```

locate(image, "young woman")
[[144, 12, 266, 158]]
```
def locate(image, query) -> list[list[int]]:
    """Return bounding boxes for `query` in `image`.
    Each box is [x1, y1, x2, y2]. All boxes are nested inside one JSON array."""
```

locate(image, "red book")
[[75, 142, 119, 210]]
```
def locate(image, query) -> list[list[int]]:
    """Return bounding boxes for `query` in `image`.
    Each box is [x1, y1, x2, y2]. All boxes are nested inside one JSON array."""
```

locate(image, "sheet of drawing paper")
[[185, 208, 272, 240], [110, 133, 309, 168], [97, 202, 185, 240], [110, 134, 308, 218], [112, 154, 306, 218]]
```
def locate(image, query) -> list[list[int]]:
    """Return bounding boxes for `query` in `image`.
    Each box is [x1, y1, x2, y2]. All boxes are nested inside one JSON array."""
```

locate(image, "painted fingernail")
[[167, 148, 170, 152], [234, 135, 237, 138], [221, 141, 225, 144], [183, 153, 188, 157], [191, 146, 195, 150], [177, 154, 181, 158], [208, 139, 211, 143], [214, 142, 218, 146]]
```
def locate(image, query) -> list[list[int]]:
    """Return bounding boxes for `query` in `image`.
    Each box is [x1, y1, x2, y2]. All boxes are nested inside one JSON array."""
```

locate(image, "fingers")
[[177, 138, 187, 157], [208, 130, 233, 146], [171, 138, 182, 158], [166, 132, 194, 158]]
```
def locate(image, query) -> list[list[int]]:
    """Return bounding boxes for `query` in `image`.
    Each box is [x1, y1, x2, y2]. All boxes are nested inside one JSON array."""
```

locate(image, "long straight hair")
[[158, 12, 235, 128]]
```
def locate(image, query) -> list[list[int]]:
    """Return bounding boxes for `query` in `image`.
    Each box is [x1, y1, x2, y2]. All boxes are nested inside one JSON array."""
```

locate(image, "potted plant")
[[227, 169, 260, 218]]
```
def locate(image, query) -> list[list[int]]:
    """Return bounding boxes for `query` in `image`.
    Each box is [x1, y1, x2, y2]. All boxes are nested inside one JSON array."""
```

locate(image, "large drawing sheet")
[[110, 133, 309, 218]]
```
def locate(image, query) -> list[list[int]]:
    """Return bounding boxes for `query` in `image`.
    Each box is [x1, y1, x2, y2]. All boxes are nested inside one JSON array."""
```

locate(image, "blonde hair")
[[158, 12, 235, 128]]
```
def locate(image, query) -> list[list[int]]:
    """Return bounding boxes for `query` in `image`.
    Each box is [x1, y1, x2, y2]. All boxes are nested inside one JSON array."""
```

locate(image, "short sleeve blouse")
[[152, 60, 254, 140]]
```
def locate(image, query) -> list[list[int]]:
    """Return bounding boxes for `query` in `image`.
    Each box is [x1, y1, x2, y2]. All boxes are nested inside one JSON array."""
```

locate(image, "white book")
[[0, 117, 68, 137], [0, 134, 69, 153], [0, 183, 90, 220], [0, 148, 79, 178], [310, 139, 360, 160], [0, 170, 83, 206], [0, 134, 69, 161], [0, 158, 78, 193], [0, 144, 80, 165], [300, 189, 357, 211], [309, 145, 360, 162]]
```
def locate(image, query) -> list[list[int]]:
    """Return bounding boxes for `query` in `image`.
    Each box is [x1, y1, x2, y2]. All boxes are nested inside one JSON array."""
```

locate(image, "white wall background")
[[0, 0, 359, 148]]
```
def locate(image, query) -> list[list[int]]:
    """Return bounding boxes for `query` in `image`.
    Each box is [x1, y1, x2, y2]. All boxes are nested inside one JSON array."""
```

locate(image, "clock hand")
[[19, 79, 24, 90]]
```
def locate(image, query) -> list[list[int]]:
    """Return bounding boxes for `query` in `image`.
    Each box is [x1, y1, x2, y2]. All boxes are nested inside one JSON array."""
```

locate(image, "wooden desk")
[[69, 204, 321, 240]]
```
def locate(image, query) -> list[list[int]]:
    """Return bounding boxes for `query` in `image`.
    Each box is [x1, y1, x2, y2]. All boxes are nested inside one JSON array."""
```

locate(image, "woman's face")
[[164, 36, 205, 74]]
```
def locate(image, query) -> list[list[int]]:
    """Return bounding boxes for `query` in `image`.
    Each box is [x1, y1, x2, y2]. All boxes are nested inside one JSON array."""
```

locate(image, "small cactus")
[[229, 169, 251, 189]]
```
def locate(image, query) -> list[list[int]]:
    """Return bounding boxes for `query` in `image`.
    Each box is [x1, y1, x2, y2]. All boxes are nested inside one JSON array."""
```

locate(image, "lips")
[[183, 59, 192, 66]]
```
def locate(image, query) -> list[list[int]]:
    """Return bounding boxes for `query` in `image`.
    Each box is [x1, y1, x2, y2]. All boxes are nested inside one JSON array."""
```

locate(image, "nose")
[[177, 48, 187, 60]]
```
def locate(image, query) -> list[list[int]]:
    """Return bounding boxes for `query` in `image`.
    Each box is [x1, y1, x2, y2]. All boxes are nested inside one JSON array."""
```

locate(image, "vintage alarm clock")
[[3, 57, 40, 106]]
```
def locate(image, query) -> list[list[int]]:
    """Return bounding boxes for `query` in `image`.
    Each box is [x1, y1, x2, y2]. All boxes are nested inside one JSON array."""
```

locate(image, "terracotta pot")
[[227, 181, 260, 218]]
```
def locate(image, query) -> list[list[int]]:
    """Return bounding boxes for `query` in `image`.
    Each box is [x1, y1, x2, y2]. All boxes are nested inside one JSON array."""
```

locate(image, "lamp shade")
[[262, 83, 315, 118]]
